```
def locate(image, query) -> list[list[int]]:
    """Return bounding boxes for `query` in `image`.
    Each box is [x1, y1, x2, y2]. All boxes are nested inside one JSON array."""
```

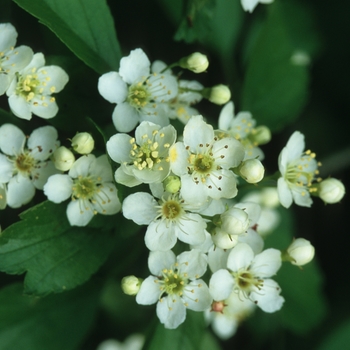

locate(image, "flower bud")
[[318, 178, 345, 204], [287, 238, 315, 266], [121, 275, 142, 295], [249, 126, 271, 146], [52, 146, 75, 171], [211, 227, 239, 250], [203, 85, 231, 105], [221, 207, 250, 235], [71, 132, 95, 154], [163, 175, 181, 193], [179, 52, 209, 73], [237, 159, 265, 184]]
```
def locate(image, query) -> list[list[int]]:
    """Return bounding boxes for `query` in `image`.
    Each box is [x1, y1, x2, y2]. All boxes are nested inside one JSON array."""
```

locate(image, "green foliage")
[[318, 319, 350, 350], [12, 0, 122, 74], [0, 282, 100, 350], [241, 2, 311, 131], [0, 201, 116, 296]]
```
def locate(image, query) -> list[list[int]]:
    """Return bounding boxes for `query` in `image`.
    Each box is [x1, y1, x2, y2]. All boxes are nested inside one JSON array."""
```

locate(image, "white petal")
[[3, 45, 33, 73], [180, 174, 208, 205], [0, 23, 17, 52], [211, 313, 238, 340], [93, 183, 121, 215], [112, 102, 140, 132], [66, 200, 94, 226], [0, 74, 13, 95], [145, 221, 177, 251], [37, 65, 69, 93], [292, 186, 313, 207], [135, 275, 160, 305], [114, 166, 142, 187], [31, 161, 60, 190], [156, 296, 186, 329], [237, 229, 264, 255], [209, 269, 234, 301], [122, 192, 157, 225], [286, 131, 305, 161], [8, 94, 32, 120], [0, 123, 25, 155], [182, 279, 212, 311], [30, 96, 59, 119], [119, 48, 150, 85], [89, 154, 113, 182], [169, 142, 189, 176], [69, 154, 95, 178], [28, 126, 58, 161], [251, 249, 281, 277], [175, 213, 206, 246], [7, 175, 35, 208], [227, 243, 254, 272], [98, 71, 127, 103], [218, 101, 234, 130], [0, 154, 13, 183], [213, 137, 245, 168], [277, 177, 293, 208], [205, 169, 238, 200], [177, 249, 208, 278], [106, 133, 132, 163], [44, 174, 73, 203], [148, 250, 176, 276], [183, 115, 214, 150]]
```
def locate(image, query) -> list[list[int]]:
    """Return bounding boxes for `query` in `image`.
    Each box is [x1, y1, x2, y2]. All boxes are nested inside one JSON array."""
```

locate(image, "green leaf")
[[241, 2, 310, 131], [143, 311, 216, 350], [0, 281, 100, 350], [0, 201, 116, 296], [318, 319, 350, 350], [12, 0, 122, 74]]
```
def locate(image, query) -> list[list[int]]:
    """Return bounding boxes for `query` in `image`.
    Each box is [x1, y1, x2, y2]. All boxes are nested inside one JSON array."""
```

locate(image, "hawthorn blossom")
[[98, 48, 178, 132], [44, 154, 121, 226], [136, 249, 212, 329], [0, 123, 59, 208], [277, 131, 320, 208], [209, 243, 284, 313], [0, 23, 33, 95], [122, 191, 206, 251], [107, 121, 176, 187], [6, 52, 69, 120], [169, 115, 245, 205]]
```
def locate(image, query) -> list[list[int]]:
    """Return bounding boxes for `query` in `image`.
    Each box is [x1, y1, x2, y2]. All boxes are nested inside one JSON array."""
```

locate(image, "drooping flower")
[[209, 243, 284, 313], [0, 123, 59, 208], [44, 154, 121, 226], [6, 52, 69, 120], [277, 131, 320, 208], [98, 48, 178, 132], [122, 191, 207, 251], [107, 121, 176, 187], [169, 115, 245, 205], [136, 249, 212, 329], [0, 23, 33, 95]]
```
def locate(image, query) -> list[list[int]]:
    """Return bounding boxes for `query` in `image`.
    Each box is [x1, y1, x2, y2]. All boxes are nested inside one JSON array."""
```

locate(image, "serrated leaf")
[[0, 281, 100, 350], [12, 0, 121, 74], [0, 201, 116, 296], [241, 2, 310, 131]]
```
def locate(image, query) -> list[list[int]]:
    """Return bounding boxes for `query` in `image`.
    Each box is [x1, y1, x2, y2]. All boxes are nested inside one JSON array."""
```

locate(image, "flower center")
[[16, 71, 40, 102], [127, 82, 150, 109], [161, 199, 182, 220], [72, 176, 98, 200], [159, 267, 187, 297], [233, 270, 263, 295], [193, 153, 214, 173], [15, 152, 35, 174]]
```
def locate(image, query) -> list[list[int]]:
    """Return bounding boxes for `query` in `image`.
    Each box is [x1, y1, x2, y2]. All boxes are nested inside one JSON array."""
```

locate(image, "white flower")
[[98, 48, 178, 132], [71, 132, 95, 154], [107, 121, 176, 187], [44, 154, 121, 226], [317, 178, 345, 204], [122, 191, 206, 251], [170, 115, 245, 205], [51, 146, 75, 171], [136, 249, 212, 329], [0, 23, 33, 95], [0, 123, 59, 208], [277, 131, 320, 208], [218, 101, 266, 160], [205, 292, 256, 340], [6, 52, 69, 120], [209, 243, 284, 313], [241, 0, 274, 13]]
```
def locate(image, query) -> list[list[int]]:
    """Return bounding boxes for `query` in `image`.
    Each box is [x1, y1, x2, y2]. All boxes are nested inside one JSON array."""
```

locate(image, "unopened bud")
[[236, 159, 265, 183], [286, 238, 315, 266], [163, 176, 181, 193], [221, 207, 250, 235], [203, 85, 231, 105], [249, 126, 271, 146], [121, 275, 142, 295], [52, 146, 75, 171], [317, 178, 345, 204], [179, 52, 209, 73], [211, 227, 239, 250], [71, 132, 95, 154]]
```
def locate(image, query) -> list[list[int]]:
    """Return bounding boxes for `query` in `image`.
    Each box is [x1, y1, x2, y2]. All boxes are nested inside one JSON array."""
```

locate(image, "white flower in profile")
[[205, 291, 256, 340], [218, 101, 267, 160], [122, 191, 207, 251], [277, 131, 320, 208], [44, 154, 121, 226], [107, 121, 176, 187], [98, 48, 178, 132], [136, 249, 212, 329], [0, 23, 33, 95], [209, 243, 284, 313], [0, 123, 59, 208], [6, 52, 69, 120], [241, 0, 273, 13], [170, 115, 245, 205]]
